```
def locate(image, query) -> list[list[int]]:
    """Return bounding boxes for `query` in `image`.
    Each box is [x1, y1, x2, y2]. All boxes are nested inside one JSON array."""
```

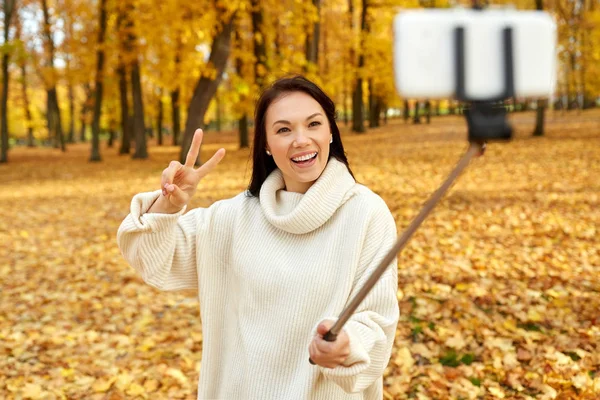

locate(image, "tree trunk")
[[352, 80, 365, 133], [68, 84, 75, 143], [215, 91, 221, 132], [531, 0, 546, 136], [533, 99, 546, 136], [1, 46, 9, 162], [171, 89, 180, 146], [1, 0, 16, 163], [252, 0, 266, 89], [157, 91, 163, 145], [107, 118, 116, 147], [239, 115, 249, 148], [413, 101, 421, 124], [180, 15, 235, 165], [131, 61, 146, 158], [343, 61, 349, 126], [351, 0, 367, 133], [90, 0, 107, 162], [117, 64, 130, 153], [79, 84, 92, 142], [48, 88, 65, 150], [80, 117, 86, 142], [117, 7, 132, 154], [322, 5, 328, 74], [146, 121, 154, 138], [403, 99, 409, 123], [171, 36, 182, 146], [16, 17, 34, 148], [368, 79, 379, 128], [425, 100, 431, 124], [41, 0, 65, 152], [304, 0, 320, 71], [21, 64, 34, 147], [234, 25, 249, 148]]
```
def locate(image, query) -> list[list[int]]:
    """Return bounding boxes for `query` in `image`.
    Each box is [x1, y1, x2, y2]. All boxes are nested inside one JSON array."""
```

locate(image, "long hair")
[[247, 75, 354, 197]]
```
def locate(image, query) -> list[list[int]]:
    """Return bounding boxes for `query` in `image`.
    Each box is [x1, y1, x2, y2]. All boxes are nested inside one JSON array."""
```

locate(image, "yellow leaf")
[[445, 332, 467, 350], [394, 347, 414, 373], [540, 384, 558, 399], [503, 319, 517, 332], [22, 383, 44, 400], [572, 373, 590, 389], [126, 382, 146, 396], [488, 386, 505, 398], [92, 376, 117, 393], [455, 282, 469, 292], [166, 368, 188, 385], [143, 379, 159, 392], [527, 309, 543, 322], [115, 372, 133, 390], [20, 230, 29, 238], [138, 338, 156, 352], [74, 376, 95, 386]]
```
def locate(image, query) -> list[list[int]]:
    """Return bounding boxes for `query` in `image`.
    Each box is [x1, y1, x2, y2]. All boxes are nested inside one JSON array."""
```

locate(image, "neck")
[[282, 177, 314, 194]]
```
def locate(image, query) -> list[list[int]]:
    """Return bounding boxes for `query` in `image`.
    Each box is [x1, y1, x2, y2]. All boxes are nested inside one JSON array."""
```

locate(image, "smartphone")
[[393, 9, 557, 100]]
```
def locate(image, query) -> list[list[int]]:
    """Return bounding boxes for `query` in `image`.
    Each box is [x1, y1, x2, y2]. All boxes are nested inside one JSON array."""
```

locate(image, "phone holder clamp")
[[454, 26, 514, 143]]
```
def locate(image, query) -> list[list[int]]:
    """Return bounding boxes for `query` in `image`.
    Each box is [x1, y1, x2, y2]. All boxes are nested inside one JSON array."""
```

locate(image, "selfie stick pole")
[[310, 14, 515, 365]]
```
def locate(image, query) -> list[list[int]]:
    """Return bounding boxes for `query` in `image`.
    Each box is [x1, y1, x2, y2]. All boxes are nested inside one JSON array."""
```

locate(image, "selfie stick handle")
[[309, 142, 485, 365]]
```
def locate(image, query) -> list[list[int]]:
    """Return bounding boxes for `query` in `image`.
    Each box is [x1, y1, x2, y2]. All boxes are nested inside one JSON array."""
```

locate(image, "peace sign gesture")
[[150, 129, 226, 214]]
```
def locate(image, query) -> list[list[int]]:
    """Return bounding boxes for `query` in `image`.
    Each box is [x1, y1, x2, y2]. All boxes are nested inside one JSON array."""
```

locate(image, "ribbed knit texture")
[[117, 159, 400, 400]]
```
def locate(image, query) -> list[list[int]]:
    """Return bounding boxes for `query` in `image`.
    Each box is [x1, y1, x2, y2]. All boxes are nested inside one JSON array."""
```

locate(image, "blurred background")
[[1, 0, 599, 399], [0, 0, 598, 161]]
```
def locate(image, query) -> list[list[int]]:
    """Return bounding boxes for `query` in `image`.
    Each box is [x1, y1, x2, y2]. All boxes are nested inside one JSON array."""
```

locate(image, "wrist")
[[148, 194, 185, 214]]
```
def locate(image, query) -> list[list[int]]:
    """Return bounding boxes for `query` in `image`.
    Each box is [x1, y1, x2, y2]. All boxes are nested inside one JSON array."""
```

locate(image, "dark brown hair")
[[247, 75, 354, 197]]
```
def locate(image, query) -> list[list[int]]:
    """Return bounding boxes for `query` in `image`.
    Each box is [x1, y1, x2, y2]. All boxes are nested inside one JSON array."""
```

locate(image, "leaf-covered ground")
[[1, 110, 599, 399]]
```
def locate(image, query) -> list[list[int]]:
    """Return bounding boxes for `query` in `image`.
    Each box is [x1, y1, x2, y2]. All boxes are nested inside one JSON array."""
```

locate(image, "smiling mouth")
[[291, 152, 318, 164]]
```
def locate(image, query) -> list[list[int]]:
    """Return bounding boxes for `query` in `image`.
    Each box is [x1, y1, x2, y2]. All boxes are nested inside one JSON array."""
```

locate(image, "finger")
[[310, 341, 324, 365], [196, 148, 226, 178], [165, 184, 188, 209], [315, 336, 335, 354], [162, 161, 183, 194], [185, 129, 204, 167], [309, 340, 318, 361], [317, 322, 332, 336]]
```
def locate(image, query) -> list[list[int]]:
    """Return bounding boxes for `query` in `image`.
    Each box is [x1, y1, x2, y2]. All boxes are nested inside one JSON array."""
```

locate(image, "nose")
[[293, 129, 310, 147]]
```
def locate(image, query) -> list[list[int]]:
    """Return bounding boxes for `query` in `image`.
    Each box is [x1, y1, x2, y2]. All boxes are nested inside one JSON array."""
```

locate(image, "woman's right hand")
[[150, 129, 226, 214]]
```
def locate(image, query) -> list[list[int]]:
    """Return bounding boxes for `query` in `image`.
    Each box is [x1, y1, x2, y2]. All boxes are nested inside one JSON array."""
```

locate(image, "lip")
[[291, 153, 318, 169], [290, 151, 318, 160]]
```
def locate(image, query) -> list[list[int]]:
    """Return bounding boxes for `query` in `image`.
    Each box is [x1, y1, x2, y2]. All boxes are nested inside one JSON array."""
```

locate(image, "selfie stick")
[[310, 16, 514, 365]]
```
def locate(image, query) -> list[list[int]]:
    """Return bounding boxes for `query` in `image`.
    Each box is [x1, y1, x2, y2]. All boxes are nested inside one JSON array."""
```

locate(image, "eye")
[[276, 127, 290, 134], [309, 121, 321, 127]]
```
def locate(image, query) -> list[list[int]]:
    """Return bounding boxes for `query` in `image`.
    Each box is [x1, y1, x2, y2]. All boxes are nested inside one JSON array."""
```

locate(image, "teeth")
[[292, 152, 317, 162]]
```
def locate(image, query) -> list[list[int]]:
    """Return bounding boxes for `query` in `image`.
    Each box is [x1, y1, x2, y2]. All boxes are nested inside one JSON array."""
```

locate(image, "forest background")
[[0, 0, 599, 399]]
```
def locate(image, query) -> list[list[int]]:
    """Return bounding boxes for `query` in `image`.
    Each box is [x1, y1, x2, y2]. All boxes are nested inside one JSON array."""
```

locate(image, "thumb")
[[317, 320, 334, 336], [165, 183, 189, 209]]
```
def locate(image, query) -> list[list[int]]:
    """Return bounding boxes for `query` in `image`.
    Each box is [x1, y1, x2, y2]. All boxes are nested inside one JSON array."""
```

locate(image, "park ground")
[[0, 110, 599, 399]]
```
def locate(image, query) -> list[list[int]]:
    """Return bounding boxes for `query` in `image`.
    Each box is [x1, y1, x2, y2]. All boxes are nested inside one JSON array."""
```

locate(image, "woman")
[[117, 76, 399, 399]]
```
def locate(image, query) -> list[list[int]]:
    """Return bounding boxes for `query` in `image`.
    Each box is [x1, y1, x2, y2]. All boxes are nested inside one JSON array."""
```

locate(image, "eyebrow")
[[272, 113, 323, 127]]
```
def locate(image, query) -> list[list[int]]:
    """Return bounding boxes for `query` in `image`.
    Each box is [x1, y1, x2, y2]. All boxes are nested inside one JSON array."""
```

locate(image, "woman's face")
[[265, 91, 332, 194]]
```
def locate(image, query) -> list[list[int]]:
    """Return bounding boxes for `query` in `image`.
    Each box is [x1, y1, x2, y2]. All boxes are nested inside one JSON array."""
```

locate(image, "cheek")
[[269, 139, 290, 158]]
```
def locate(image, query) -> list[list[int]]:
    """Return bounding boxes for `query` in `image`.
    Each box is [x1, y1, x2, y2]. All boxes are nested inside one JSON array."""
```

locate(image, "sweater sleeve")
[[319, 201, 399, 394], [116, 190, 205, 292]]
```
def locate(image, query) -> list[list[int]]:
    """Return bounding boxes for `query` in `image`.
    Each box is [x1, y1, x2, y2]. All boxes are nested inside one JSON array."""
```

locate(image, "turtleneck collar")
[[259, 158, 356, 234]]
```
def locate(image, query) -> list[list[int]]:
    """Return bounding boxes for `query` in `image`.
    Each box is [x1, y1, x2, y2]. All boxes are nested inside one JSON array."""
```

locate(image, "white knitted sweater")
[[117, 158, 399, 400]]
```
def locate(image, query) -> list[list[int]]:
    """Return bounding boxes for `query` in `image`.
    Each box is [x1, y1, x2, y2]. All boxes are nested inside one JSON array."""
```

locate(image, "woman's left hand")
[[308, 320, 350, 368]]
